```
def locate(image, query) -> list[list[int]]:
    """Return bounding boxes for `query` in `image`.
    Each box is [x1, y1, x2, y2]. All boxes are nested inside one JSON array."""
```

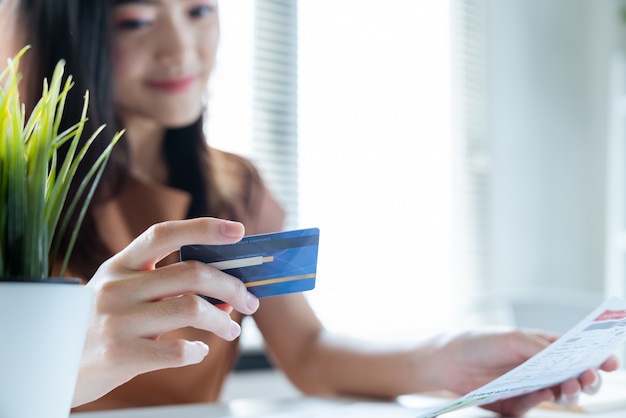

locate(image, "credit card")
[[180, 227, 320, 303]]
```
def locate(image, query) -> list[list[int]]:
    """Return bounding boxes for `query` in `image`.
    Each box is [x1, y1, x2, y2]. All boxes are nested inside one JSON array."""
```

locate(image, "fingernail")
[[230, 321, 241, 339], [197, 341, 209, 355], [184, 341, 209, 366], [584, 373, 602, 395], [558, 392, 579, 408], [247, 293, 260, 312], [220, 221, 245, 238]]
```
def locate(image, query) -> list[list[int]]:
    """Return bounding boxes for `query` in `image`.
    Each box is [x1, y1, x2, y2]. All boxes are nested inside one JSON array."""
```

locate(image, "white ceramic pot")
[[0, 280, 94, 418]]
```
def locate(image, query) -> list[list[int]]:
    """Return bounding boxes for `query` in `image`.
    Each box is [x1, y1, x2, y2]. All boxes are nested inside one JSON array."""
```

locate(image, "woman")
[[0, 0, 616, 415]]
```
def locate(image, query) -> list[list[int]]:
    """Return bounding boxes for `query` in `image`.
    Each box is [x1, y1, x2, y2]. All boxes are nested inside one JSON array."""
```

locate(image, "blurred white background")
[[209, 0, 626, 351]]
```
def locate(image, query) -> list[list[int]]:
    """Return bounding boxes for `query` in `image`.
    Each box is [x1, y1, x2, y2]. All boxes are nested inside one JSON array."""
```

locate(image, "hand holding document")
[[416, 296, 626, 418]]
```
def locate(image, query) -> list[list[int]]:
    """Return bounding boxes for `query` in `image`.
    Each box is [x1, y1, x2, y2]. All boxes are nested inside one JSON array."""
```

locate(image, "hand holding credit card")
[[180, 227, 320, 303]]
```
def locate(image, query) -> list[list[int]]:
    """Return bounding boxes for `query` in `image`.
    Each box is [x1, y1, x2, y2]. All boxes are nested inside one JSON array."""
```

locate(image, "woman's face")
[[112, 0, 219, 128]]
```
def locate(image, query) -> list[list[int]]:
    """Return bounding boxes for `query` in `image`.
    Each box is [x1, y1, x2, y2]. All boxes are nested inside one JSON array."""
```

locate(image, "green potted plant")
[[0, 47, 121, 418]]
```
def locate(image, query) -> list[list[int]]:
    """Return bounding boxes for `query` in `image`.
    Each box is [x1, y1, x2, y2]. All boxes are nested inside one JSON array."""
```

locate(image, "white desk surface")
[[70, 395, 626, 418], [71, 371, 626, 418]]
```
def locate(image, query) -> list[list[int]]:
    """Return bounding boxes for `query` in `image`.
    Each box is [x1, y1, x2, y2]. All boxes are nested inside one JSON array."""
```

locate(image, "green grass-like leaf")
[[0, 47, 120, 279]]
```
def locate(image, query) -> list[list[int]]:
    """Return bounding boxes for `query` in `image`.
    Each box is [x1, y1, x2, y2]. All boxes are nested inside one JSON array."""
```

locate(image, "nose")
[[155, 17, 190, 70]]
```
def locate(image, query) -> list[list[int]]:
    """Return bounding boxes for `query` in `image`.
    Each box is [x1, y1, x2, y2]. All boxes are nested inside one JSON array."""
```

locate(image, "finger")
[[600, 355, 619, 372], [553, 378, 580, 408], [524, 329, 561, 344], [119, 218, 245, 271], [505, 330, 557, 362], [581, 369, 602, 395], [117, 261, 259, 315], [216, 303, 234, 313], [126, 338, 210, 377], [486, 388, 554, 417], [126, 294, 243, 341]]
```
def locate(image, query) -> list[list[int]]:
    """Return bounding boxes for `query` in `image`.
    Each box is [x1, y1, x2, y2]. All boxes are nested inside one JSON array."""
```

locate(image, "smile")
[[146, 76, 198, 93]]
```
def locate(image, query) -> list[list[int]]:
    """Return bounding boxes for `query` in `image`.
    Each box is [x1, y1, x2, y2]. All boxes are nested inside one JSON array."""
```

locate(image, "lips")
[[146, 75, 197, 93]]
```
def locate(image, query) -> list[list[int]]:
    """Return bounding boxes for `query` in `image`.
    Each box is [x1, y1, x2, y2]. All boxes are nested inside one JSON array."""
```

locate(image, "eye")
[[116, 18, 153, 30], [189, 4, 215, 18], [113, 6, 156, 31]]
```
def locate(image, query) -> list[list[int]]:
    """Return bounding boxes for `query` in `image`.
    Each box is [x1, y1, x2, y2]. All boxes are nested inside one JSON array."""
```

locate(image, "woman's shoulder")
[[208, 147, 285, 233], [209, 147, 261, 181]]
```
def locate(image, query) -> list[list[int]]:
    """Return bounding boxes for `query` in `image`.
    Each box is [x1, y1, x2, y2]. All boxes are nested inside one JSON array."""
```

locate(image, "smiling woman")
[[0, 0, 617, 414]]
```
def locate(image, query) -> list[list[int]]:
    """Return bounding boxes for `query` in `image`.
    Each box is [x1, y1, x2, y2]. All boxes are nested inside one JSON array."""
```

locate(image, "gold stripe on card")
[[245, 273, 316, 288]]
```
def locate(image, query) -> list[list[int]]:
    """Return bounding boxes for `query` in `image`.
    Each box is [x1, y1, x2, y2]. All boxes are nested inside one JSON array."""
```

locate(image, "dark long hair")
[[162, 122, 212, 219], [17, 0, 128, 278], [16, 0, 232, 279]]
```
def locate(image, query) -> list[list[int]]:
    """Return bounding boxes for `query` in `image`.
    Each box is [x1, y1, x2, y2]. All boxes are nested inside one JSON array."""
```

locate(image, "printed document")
[[416, 296, 626, 418]]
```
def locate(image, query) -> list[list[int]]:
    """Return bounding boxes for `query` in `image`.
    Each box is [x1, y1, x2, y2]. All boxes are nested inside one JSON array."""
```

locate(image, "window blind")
[[252, 0, 299, 230], [451, 0, 491, 296], [206, 0, 299, 231]]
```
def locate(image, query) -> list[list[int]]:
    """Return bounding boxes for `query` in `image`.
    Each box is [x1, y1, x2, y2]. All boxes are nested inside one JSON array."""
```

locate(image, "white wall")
[[486, 0, 623, 327]]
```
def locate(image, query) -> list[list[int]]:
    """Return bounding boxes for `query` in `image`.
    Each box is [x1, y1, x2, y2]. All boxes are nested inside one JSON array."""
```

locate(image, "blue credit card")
[[180, 228, 320, 303]]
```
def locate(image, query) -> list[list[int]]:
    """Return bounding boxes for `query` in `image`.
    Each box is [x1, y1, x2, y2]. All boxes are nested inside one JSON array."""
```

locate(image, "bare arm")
[[255, 294, 442, 397]]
